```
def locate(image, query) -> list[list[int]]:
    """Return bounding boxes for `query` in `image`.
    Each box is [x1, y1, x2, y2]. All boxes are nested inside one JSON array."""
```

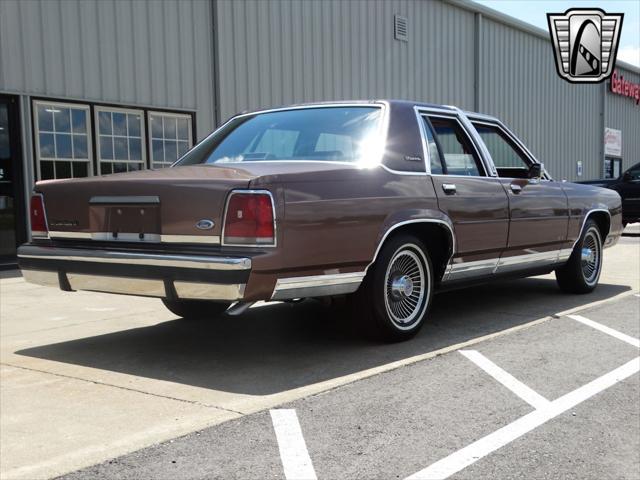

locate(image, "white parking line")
[[270, 409, 317, 480], [567, 314, 640, 348], [460, 350, 550, 410], [406, 357, 640, 480]]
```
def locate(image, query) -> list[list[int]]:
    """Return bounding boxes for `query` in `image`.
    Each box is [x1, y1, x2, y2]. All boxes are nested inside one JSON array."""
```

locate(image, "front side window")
[[473, 123, 530, 177], [149, 112, 193, 168], [33, 101, 92, 180], [427, 116, 483, 176], [95, 107, 145, 174], [177, 107, 382, 166]]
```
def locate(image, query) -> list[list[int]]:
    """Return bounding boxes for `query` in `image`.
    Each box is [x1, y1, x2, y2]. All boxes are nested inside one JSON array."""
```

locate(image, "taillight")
[[30, 193, 49, 238], [223, 191, 275, 246]]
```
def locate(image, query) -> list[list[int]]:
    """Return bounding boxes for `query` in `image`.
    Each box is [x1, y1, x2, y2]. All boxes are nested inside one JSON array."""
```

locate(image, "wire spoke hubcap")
[[581, 230, 601, 284], [384, 247, 426, 328]]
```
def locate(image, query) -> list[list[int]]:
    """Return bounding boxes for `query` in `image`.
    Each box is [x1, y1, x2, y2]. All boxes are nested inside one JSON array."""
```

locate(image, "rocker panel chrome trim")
[[271, 271, 365, 300]]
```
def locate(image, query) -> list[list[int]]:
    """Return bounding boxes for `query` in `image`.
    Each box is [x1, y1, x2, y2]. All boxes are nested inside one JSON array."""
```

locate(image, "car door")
[[470, 120, 569, 272], [614, 163, 640, 224], [418, 111, 509, 282]]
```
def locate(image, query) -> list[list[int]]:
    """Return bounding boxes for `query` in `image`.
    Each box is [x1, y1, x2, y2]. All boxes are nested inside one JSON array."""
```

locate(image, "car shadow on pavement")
[[16, 278, 629, 395]]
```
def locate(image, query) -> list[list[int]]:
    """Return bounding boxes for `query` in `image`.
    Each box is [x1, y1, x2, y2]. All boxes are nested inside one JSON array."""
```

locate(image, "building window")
[[95, 107, 145, 175], [604, 157, 622, 179], [33, 101, 92, 180], [148, 111, 192, 169]]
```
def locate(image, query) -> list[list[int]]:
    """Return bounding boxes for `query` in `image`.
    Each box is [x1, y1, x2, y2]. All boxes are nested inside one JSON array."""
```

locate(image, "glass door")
[[0, 95, 26, 266]]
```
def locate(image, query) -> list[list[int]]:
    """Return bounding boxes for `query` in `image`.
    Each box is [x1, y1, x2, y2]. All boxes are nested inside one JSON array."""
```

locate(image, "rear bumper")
[[17, 244, 251, 301]]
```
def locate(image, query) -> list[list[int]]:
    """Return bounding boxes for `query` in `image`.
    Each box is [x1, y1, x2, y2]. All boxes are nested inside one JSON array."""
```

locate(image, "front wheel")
[[555, 219, 603, 294], [162, 299, 231, 318], [352, 234, 433, 342]]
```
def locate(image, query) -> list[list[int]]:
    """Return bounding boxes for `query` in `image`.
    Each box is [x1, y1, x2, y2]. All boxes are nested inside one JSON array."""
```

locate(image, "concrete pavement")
[[1, 227, 638, 479], [60, 295, 640, 480]]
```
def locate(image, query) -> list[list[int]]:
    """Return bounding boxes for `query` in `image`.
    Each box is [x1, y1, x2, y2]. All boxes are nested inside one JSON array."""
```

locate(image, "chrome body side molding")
[[495, 250, 565, 273], [446, 257, 499, 281], [442, 249, 571, 283], [271, 271, 366, 300]]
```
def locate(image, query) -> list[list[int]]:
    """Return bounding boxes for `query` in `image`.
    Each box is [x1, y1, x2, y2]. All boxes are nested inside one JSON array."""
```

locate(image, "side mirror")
[[528, 163, 543, 179], [623, 171, 633, 182]]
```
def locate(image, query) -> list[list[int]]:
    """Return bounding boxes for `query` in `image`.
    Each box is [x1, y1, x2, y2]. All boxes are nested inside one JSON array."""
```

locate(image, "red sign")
[[610, 70, 640, 105]]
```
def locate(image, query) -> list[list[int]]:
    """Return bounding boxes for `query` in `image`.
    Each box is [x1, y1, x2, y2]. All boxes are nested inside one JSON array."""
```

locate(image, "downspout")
[[474, 12, 483, 113], [211, 0, 222, 128]]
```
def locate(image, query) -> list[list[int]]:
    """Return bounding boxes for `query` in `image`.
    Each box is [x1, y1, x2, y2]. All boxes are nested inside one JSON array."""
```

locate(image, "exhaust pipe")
[[225, 301, 255, 316]]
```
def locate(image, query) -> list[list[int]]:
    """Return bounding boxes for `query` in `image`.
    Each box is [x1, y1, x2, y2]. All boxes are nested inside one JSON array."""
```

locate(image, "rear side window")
[[427, 116, 484, 176], [420, 116, 444, 174]]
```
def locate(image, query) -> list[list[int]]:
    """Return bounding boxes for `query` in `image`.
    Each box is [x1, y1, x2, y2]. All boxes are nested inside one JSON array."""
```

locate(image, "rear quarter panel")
[[279, 168, 440, 274], [241, 167, 443, 300]]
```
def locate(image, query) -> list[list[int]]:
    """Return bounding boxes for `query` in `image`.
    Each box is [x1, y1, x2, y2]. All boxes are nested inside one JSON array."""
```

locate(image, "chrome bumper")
[[18, 244, 251, 301]]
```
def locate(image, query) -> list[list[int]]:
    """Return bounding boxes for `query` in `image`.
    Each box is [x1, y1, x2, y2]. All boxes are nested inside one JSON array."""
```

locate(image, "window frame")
[[32, 100, 94, 180], [471, 121, 533, 176], [604, 157, 622, 179], [94, 105, 147, 175], [147, 110, 194, 169], [424, 113, 488, 177], [416, 114, 446, 175]]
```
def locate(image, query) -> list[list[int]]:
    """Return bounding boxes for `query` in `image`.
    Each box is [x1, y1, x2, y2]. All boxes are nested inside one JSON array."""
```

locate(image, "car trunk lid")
[[36, 165, 256, 244]]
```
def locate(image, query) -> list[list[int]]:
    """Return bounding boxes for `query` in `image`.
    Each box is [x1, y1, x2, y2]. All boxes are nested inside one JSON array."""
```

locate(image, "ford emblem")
[[195, 219, 215, 230]]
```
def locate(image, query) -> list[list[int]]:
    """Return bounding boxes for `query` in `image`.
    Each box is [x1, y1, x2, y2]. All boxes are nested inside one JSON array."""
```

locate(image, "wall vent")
[[394, 14, 408, 42]]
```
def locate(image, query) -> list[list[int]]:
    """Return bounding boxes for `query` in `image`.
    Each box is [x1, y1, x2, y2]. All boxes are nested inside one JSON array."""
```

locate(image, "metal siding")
[[605, 67, 640, 172], [0, 0, 216, 140], [215, 0, 475, 120], [480, 18, 602, 182], [1, 0, 638, 181]]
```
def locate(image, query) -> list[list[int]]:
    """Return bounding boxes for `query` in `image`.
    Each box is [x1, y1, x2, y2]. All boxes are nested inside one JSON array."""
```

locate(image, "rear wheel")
[[555, 219, 603, 293], [162, 299, 231, 318], [353, 234, 433, 342]]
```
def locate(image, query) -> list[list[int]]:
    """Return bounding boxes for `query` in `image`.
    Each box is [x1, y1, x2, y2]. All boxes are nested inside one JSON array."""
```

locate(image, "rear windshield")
[[176, 106, 382, 165]]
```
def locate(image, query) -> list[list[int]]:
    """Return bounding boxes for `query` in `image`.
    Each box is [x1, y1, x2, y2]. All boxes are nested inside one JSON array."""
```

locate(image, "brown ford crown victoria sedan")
[[18, 101, 623, 341]]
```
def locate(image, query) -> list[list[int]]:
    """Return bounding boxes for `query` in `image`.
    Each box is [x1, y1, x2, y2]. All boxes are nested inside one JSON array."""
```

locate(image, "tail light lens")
[[223, 191, 275, 246], [30, 193, 49, 238]]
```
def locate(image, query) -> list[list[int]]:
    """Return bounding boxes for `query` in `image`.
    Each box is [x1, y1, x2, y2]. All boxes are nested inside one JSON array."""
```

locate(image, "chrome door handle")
[[442, 183, 457, 194], [510, 184, 522, 194]]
